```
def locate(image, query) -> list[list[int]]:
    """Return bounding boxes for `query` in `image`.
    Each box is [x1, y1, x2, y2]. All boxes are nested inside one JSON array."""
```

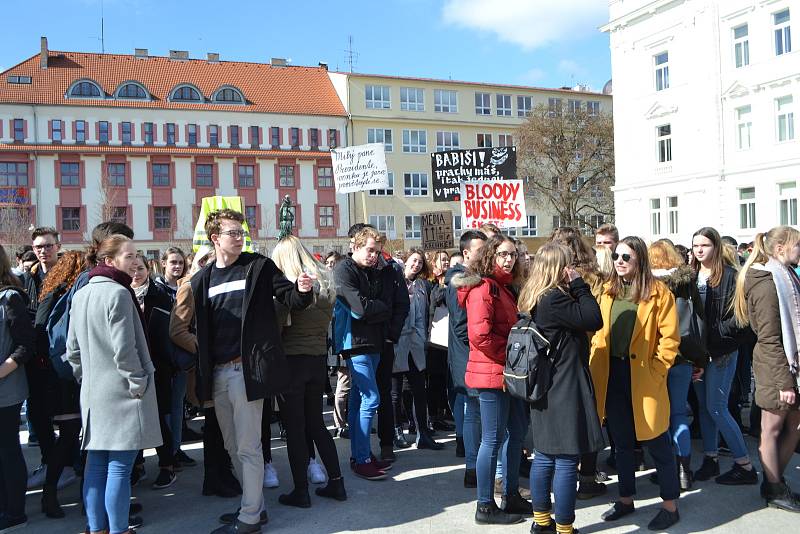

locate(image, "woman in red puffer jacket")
[[453, 234, 529, 525]]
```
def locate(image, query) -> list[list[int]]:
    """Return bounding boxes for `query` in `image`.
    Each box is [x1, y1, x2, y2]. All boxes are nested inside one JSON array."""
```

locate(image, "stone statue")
[[278, 195, 294, 239]]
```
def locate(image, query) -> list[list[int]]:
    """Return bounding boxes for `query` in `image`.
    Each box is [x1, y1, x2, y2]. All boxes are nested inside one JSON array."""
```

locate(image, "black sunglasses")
[[611, 252, 632, 263]]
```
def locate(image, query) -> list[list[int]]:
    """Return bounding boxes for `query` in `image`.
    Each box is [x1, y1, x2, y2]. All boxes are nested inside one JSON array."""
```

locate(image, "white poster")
[[332, 143, 389, 193], [460, 179, 527, 229]]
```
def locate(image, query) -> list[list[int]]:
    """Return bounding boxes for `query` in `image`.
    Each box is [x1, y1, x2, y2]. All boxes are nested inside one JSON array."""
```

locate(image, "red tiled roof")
[[0, 144, 332, 159], [0, 51, 347, 117]]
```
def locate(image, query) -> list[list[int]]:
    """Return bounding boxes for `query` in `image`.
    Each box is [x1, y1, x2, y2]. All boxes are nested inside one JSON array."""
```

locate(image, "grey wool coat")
[[67, 276, 163, 451]]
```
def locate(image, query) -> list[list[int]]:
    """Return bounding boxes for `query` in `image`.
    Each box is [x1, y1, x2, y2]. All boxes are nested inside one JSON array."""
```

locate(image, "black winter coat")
[[445, 264, 475, 396], [35, 285, 80, 416], [141, 281, 175, 374], [192, 253, 312, 402], [530, 278, 605, 456], [701, 265, 752, 358]]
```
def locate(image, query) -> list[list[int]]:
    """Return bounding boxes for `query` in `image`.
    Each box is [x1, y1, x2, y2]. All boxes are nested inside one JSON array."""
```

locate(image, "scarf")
[[133, 278, 150, 311], [89, 264, 146, 331], [762, 258, 800, 376]]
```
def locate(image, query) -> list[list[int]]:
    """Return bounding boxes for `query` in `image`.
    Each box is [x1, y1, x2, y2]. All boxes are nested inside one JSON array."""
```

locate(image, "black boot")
[[577, 474, 607, 499], [278, 488, 311, 508], [315, 476, 347, 502], [417, 432, 444, 450], [393, 427, 411, 449], [501, 491, 532, 514], [41, 484, 65, 518], [455, 437, 465, 458], [464, 468, 477, 488], [677, 455, 693, 491], [764, 480, 800, 513], [475, 501, 524, 525], [694, 455, 719, 481]]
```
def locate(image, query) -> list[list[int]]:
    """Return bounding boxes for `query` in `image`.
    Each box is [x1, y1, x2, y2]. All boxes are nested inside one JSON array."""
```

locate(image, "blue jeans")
[[167, 370, 188, 453], [454, 392, 465, 438], [476, 389, 527, 504], [694, 351, 749, 460], [346, 354, 380, 464], [531, 451, 579, 525], [463, 395, 481, 470], [84, 450, 138, 534], [667, 363, 693, 457], [500, 398, 529, 488]]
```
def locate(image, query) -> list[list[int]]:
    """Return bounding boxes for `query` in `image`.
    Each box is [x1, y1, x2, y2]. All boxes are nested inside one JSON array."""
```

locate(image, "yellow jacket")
[[589, 280, 680, 441]]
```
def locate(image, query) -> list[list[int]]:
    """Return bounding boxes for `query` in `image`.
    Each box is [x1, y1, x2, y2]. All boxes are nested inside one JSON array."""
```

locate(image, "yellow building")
[[329, 72, 613, 249]]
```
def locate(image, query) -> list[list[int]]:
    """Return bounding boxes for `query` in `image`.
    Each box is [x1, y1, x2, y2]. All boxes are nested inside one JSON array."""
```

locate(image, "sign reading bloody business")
[[431, 146, 516, 202], [420, 210, 454, 251], [460, 180, 527, 229]]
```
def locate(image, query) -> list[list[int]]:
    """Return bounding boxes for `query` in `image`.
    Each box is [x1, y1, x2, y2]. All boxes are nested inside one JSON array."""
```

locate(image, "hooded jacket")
[[445, 264, 473, 395]]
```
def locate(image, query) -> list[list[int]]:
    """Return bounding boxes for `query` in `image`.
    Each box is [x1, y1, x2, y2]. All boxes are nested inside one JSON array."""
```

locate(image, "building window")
[[568, 99, 581, 115], [110, 206, 127, 224], [108, 163, 126, 186], [517, 96, 533, 117], [75, 120, 86, 143], [401, 87, 425, 111], [290, 127, 300, 148], [774, 9, 792, 56], [245, 206, 257, 230], [279, 165, 295, 187], [230, 126, 240, 147], [736, 105, 752, 150], [12, 119, 24, 142], [61, 208, 81, 231], [650, 198, 662, 235], [496, 94, 512, 116], [121, 122, 132, 145], [187, 124, 198, 146], [214, 87, 244, 103], [776, 96, 795, 142], [117, 83, 147, 99], [367, 128, 393, 152], [318, 166, 333, 188], [436, 131, 460, 151], [319, 206, 335, 228], [270, 127, 280, 147], [548, 98, 563, 117], [404, 215, 421, 239], [60, 162, 80, 186], [403, 172, 428, 197], [475, 92, 491, 115], [143, 122, 153, 145], [587, 101, 600, 116], [369, 172, 394, 196], [778, 181, 798, 226], [434, 89, 458, 113], [152, 163, 171, 187], [498, 134, 513, 147], [657, 124, 672, 163], [69, 81, 102, 98], [402, 129, 427, 153], [328, 129, 338, 148], [739, 187, 756, 228], [310, 128, 319, 148], [250, 126, 260, 147], [98, 121, 109, 144], [477, 133, 493, 148], [238, 165, 255, 187], [521, 215, 538, 237], [50, 120, 62, 142], [368, 215, 395, 239], [733, 24, 750, 68], [655, 52, 670, 91], [195, 164, 213, 187], [365, 85, 391, 109], [154, 207, 172, 229], [667, 196, 679, 234], [209, 125, 219, 147], [166, 123, 176, 145], [171, 86, 201, 102], [0, 162, 28, 186]]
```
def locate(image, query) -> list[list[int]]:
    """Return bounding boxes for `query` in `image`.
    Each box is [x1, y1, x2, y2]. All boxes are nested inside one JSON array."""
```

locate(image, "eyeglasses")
[[496, 251, 518, 259], [218, 230, 245, 239], [33, 244, 56, 251], [611, 252, 632, 263]]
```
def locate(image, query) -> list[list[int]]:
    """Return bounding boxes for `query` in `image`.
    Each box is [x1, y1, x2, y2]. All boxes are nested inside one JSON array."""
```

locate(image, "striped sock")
[[533, 511, 552, 526], [556, 523, 574, 534]]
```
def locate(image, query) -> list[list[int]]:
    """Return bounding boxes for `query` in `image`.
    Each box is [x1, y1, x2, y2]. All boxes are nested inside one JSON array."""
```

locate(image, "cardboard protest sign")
[[420, 210, 454, 250], [332, 143, 389, 193], [431, 146, 516, 202], [192, 196, 254, 253], [460, 180, 527, 229]]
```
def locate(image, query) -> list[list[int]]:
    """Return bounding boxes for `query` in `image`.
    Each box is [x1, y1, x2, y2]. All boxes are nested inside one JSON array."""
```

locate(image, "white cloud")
[[520, 68, 547, 84], [442, 0, 607, 50], [557, 59, 587, 77]]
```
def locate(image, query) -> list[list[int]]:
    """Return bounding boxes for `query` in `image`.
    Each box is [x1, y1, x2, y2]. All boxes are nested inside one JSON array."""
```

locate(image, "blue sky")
[[1, 0, 611, 91]]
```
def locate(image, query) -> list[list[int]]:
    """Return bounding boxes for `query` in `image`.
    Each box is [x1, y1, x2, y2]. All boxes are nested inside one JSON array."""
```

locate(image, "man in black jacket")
[[193, 209, 313, 534]]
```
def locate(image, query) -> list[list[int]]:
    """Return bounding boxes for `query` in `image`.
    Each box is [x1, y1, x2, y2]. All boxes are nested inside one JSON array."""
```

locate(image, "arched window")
[[213, 87, 244, 103], [170, 85, 202, 102], [68, 80, 103, 98], [117, 83, 148, 99]]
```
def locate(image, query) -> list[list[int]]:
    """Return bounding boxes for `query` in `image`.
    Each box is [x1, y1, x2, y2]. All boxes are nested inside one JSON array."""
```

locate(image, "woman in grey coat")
[[67, 235, 162, 534]]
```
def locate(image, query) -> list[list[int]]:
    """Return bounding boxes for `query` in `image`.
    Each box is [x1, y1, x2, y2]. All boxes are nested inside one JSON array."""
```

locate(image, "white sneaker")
[[27, 464, 47, 489], [263, 462, 279, 488], [307, 458, 327, 485], [57, 466, 78, 490]]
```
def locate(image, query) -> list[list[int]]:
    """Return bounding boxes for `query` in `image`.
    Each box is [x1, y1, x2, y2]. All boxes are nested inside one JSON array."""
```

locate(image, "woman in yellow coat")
[[590, 236, 682, 531]]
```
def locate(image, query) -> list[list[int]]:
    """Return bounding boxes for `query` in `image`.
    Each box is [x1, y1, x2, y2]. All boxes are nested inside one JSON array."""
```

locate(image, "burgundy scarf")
[[89, 264, 146, 331]]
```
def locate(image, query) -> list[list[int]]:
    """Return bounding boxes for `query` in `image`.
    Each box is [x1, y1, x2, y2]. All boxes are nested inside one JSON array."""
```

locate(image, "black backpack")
[[504, 314, 564, 403]]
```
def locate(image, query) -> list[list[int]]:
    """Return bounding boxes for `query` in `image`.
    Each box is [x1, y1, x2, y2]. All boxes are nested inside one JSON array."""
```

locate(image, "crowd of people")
[[0, 213, 798, 534]]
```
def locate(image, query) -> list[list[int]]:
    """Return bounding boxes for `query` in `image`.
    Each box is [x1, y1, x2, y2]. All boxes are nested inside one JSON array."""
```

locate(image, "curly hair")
[[39, 251, 86, 302], [467, 234, 524, 286], [205, 208, 245, 241]]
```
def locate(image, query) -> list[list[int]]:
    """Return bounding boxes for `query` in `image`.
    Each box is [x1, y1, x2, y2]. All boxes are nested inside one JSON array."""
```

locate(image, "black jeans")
[[261, 399, 273, 463], [154, 368, 175, 468], [605, 358, 679, 501], [277, 355, 342, 492], [0, 403, 28, 520], [377, 342, 396, 448], [45, 418, 81, 487], [24, 363, 56, 464], [203, 406, 236, 488], [391, 355, 429, 433], [426, 347, 449, 420]]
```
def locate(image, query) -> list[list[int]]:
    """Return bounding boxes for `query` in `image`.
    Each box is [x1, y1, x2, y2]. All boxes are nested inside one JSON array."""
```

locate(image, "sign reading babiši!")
[[431, 146, 516, 202], [332, 143, 389, 193], [420, 210, 454, 250], [460, 180, 527, 229]]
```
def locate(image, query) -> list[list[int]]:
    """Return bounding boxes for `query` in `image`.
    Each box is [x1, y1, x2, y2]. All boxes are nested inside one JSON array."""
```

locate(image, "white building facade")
[[604, 0, 799, 244]]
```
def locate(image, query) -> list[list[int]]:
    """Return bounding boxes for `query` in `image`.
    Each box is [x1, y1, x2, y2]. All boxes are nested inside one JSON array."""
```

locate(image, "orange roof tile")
[[0, 144, 332, 159], [0, 51, 347, 117]]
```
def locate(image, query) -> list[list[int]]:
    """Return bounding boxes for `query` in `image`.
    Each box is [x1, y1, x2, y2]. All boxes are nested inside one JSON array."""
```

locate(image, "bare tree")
[[0, 205, 34, 252], [94, 176, 122, 226], [516, 103, 615, 234]]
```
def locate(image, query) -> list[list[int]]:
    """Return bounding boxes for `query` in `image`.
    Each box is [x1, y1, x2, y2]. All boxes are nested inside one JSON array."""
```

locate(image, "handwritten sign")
[[431, 147, 516, 202], [420, 210, 454, 250], [460, 180, 527, 229], [332, 143, 389, 193]]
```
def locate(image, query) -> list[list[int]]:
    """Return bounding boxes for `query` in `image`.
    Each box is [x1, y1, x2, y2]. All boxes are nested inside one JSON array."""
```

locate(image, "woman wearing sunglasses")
[[590, 236, 681, 531]]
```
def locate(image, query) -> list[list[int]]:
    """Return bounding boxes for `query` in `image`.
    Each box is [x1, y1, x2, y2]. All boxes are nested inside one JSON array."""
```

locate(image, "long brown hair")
[[517, 243, 572, 313], [648, 240, 684, 270], [39, 251, 87, 301], [692, 227, 724, 287], [0, 245, 22, 288], [607, 236, 655, 303], [467, 234, 524, 286], [550, 226, 601, 280], [403, 248, 431, 281]]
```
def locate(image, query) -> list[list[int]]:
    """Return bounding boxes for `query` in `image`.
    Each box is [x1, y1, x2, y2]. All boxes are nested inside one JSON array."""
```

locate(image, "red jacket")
[[456, 267, 518, 390]]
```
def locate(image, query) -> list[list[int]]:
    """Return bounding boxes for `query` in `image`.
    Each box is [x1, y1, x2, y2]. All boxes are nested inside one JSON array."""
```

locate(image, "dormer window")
[[170, 85, 202, 102], [213, 87, 244, 104], [68, 80, 103, 98], [116, 83, 148, 99]]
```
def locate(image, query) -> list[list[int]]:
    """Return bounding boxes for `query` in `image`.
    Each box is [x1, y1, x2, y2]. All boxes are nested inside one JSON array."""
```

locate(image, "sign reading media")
[[431, 146, 516, 202], [332, 143, 389, 194], [420, 210, 454, 250]]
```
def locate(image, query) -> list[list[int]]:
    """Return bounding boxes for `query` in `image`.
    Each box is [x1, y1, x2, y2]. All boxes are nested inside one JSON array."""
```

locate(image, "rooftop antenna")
[[344, 35, 359, 73], [100, 0, 105, 53]]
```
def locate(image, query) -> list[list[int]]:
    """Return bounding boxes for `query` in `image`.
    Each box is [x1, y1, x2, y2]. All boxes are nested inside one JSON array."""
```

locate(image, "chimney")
[[318, 61, 328, 71], [134, 48, 148, 59], [207, 52, 220, 63], [40, 36, 48, 69], [169, 50, 189, 60], [270, 57, 287, 67]]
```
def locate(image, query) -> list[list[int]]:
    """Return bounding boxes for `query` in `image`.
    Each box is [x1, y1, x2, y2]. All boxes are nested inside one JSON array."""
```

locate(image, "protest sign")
[[192, 196, 253, 253], [332, 143, 389, 193], [431, 146, 516, 202], [460, 180, 527, 229], [420, 210, 454, 250]]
